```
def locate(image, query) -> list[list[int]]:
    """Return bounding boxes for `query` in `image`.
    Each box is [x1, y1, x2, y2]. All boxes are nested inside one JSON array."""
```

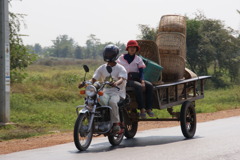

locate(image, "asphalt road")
[[1, 116, 240, 160]]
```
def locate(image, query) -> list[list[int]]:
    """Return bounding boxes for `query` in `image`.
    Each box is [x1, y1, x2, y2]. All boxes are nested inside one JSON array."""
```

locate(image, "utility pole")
[[0, 0, 10, 124]]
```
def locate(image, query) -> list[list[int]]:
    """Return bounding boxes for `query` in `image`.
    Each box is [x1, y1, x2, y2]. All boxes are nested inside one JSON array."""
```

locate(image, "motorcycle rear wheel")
[[74, 113, 93, 151], [108, 130, 125, 146], [124, 109, 138, 138]]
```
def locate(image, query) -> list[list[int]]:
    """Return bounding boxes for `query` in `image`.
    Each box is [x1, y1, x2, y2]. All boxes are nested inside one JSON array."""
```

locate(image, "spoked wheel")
[[74, 113, 93, 151], [180, 101, 197, 138], [108, 128, 125, 146], [124, 109, 138, 139]]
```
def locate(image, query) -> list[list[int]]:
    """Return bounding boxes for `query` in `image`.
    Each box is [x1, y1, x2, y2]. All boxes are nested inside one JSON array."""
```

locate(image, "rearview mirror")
[[83, 65, 89, 72]]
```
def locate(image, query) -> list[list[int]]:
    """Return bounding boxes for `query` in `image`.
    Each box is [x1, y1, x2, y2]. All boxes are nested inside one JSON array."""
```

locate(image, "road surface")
[[1, 116, 240, 160]]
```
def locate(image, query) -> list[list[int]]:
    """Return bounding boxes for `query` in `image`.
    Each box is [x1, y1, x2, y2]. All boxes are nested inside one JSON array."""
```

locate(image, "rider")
[[79, 44, 127, 132], [116, 40, 154, 119]]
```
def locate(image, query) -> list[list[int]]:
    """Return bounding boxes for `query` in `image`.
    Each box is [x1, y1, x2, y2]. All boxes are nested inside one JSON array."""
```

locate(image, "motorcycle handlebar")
[[79, 81, 120, 91], [103, 81, 120, 91]]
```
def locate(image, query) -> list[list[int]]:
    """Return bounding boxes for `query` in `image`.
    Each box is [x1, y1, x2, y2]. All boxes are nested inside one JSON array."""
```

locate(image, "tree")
[[51, 35, 76, 58], [85, 34, 101, 59], [26, 43, 43, 55], [186, 14, 240, 87], [186, 19, 202, 73], [137, 24, 158, 41], [115, 41, 126, 54], [34, 43, 42, 54], [74, 45, 83, 59], [9, 11, 37, 82]]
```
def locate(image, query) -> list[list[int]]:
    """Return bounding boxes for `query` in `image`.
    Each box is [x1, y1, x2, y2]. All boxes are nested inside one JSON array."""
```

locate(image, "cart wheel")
[[180, 101, 196, 138], [124, 109, 138, 139]]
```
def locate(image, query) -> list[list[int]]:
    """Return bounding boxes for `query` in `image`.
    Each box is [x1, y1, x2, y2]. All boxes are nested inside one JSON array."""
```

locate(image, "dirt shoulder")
[[1, 108, 240, 155]]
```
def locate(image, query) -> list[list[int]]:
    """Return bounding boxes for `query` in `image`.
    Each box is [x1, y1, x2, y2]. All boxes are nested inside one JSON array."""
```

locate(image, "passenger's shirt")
[[117, 53, 146, 80]]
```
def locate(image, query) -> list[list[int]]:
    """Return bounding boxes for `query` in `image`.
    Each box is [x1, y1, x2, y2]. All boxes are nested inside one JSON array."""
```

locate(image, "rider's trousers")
[[107, 92, 120, 123]]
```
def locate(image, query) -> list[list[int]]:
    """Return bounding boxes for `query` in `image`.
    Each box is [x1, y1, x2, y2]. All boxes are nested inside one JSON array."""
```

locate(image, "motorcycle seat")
[[118, 94, 130, 107]]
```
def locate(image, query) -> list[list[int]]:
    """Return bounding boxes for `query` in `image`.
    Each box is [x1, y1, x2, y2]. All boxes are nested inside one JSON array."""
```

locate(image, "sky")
[[10, 0, 240, 47]]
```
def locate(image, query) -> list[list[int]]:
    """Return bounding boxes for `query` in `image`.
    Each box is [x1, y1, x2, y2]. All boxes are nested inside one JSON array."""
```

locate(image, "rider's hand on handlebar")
[[109, 82, 120, 90], [109, 81, 117, 87], [78, 82, 85, 89]]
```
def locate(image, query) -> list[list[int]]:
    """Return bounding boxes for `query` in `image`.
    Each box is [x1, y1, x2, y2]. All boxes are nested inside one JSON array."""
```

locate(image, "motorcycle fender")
[[79, 108, 89, 114], [99, 105, 112, 110]]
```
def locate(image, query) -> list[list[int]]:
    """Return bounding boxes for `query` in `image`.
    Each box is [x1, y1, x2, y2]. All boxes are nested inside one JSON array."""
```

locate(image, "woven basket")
[[184, 68, 198, 95], [184, 68, 197, 79], [136, 40, 161, 65], [159, 15, 186, 35], [160, 54, 185, 82], [156, 32, 186, 59]]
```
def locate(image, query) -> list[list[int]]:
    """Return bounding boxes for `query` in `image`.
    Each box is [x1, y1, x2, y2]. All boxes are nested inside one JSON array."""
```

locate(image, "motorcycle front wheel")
[[74, 113, 93, 151]]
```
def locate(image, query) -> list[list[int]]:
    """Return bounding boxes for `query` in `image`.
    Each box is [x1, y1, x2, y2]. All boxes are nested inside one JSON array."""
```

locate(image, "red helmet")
[[126, 40, 140, 51]]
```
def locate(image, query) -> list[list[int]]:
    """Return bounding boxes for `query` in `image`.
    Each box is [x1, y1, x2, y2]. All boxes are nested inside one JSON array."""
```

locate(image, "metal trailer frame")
[[127, 76, 211, 122]]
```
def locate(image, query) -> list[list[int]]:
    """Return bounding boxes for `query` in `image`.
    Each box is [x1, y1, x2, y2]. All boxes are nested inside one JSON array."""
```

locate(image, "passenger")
[[79, 44, 127, 131], [116, 40, 154, 119]]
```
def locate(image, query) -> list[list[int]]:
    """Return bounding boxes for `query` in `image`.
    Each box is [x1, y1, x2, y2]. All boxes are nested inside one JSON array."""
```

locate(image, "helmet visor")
[[103, 50, 118, 62]]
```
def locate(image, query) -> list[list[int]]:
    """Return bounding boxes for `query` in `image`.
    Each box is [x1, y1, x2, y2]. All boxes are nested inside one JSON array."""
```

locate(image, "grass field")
[[0, 59, 239, 141]]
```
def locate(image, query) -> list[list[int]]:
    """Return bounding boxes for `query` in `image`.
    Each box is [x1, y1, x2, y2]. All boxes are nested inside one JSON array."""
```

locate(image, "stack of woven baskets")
[[156, 15, 187, 82]]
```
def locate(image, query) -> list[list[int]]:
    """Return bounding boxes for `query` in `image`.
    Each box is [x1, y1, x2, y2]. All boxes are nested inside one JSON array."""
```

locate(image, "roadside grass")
[[1, 59, 101, 141], [196, 86, 240, 113], [0, 60, 240, 141]]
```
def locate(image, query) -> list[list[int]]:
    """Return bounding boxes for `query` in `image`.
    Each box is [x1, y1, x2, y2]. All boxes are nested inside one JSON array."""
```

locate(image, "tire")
[[108, 129, 125, 146], [180, 101, 196, 138], [74, 113, 93, 151], [124, 109, 138, 139], [108, 108, 125, 146]]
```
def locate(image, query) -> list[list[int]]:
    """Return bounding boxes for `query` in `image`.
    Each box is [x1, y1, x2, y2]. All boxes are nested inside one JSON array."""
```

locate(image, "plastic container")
[[139, 55, 163, 83]]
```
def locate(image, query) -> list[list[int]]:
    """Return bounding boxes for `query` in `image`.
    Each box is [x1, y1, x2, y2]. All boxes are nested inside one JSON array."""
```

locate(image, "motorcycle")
[[74, 65, 137, 151]]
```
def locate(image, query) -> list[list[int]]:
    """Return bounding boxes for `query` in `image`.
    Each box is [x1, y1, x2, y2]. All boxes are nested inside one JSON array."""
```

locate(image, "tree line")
[[26, 34, 126, 59], [9, 6, 240, 87]]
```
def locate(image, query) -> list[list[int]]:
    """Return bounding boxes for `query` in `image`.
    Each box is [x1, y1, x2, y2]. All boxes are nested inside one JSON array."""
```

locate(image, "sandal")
[[147, 110, 155, 117], [113, 123, 121, 132], [139, 112, 146, 119]]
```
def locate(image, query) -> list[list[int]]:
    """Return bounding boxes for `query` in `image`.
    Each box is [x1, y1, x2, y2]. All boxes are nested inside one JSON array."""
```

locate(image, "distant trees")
[[85, 34, 101, 59], [186, 15, 240, 87], [74, 45, 83, 59], [51, 35, 76, 58], [137, 24, 158, 41], [28, 34, 126, 60]]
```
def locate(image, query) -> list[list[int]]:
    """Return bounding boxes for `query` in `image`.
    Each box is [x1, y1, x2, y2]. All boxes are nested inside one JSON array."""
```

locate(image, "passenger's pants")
[[127, 80, 153, 110]]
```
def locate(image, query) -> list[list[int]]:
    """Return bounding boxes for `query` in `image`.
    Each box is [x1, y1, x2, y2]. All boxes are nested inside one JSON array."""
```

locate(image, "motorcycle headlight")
[[85, 85, 97, 97]]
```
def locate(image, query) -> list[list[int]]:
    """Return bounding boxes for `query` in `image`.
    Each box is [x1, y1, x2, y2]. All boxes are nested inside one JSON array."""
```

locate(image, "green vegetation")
[[4, 5, 240, 141], [1, 60, 240, 141], [196, 86, 240, 113], [0, 59, 102, 141]]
